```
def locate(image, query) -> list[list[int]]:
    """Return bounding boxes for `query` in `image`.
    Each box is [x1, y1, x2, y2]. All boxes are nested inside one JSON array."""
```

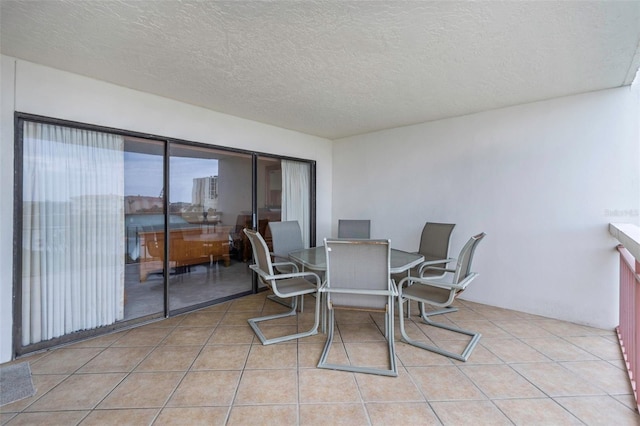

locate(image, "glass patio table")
[[288, 246, 424, 274]]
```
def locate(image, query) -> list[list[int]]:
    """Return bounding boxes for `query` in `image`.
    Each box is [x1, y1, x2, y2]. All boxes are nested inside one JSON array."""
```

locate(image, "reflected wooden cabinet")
[[138, 227, 231, 282]]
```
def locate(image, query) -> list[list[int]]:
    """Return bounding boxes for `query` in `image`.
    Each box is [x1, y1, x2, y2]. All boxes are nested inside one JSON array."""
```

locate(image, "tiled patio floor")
[[1, 294, 639, 425]]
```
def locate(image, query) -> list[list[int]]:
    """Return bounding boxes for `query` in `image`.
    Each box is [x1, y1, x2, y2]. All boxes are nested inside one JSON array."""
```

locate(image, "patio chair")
[[268, 220, 304, 273], [267, 220, 306, 309], [318, 238, 397, 376], [397, 232, 486, 361], [337, 219, 371, 238], [408, 222, 457, 317], [243, 228, 321, 345]]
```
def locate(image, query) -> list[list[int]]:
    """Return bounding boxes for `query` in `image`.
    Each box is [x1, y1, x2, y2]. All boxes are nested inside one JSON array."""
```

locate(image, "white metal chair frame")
[[397, 232, 486, 362], [243, 228, 321, 345], [318, 238, 398, 377]]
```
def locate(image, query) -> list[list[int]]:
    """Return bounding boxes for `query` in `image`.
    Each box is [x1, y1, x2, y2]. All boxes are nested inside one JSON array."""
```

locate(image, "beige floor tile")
[[4, 410, 89, 425], [450, 344, 503, 365], [343, 342, 394, 369], [355, 368, 424, 402], [79, 408, 159, 425], [154, 407, 229, 426], [30, 348, 103, 374], [5, 299, 636, 426], [227, 295, 267, 312], [135, 345, 201, 372], [395, 341, 455, 367], [555, 395, 640, 425], [167, 370, 241, 407], [414, 318, 471, 342], [234, 369, 298, 405], [0, 373, 67, 413], [0, 411, 17, 424], [97, 372, 183, 409], [77, 346, 153, 373], [536, 318, 611, 337], [366, 402, 440, 425], [111, 326, 172, 347], [338, 323, 385, 342], [198, 302, 231, 313], [245, 342, 297, 369], [480, 338, 550, 363], [560, 360, 635, 394], [27, 373, 125, 411], [521, 337, 599, 362], [68, 331, 127, 348], [460, 364, 544, 399], [407, 366, 486, 401], [253, 324, 300, 341], [220, 311, 260, 326], [493, 398, 583, 425], [494, 320, 556, 339], [227, 404, 296, 425], [511, 362, 605, 397], [178, 311, 224, 327], [612, 393, 640, 411], [207, 325, 256, 344], [299, 403, 369, 425], [297, 343, 324, 368], [566, 335, 624, 361], [191, 344, 250, 370], [452, 319, 513, 339], [431, 400, 512, 425], [334, 310, 375, 325], [298, 368, 360, 403], [161, 327, 213, 346]]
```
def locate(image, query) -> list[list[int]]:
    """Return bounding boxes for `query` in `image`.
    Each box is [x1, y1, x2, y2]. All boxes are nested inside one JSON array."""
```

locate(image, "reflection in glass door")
[[123, 138, 165, 320], [168, 144, 253, 312]]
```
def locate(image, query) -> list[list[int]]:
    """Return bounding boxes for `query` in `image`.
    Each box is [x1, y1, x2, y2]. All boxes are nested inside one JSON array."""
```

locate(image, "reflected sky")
[[125, 152, 218, 202]]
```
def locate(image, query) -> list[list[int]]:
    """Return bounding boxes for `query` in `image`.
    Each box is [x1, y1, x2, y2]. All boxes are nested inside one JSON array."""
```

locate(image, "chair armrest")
[[417, 258, 455, 275], [271, 261, 299, 273], [398, 272, 478, 292], [249, 264, 320, 286]]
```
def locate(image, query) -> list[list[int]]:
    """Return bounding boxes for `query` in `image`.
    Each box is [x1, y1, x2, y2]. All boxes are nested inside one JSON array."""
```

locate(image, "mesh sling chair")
[[337, 219, 371, 239], [318, 238, 397, 376], [411, 222, 457, 317], [243, 228, 321, 345], [267, 221, 306, 309], [397, 232, 486, 362]]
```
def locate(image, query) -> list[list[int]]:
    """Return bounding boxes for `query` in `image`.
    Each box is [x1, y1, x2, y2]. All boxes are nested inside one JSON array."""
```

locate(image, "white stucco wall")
[[333, 88, 639, 329], [0, 56, 333, 362]]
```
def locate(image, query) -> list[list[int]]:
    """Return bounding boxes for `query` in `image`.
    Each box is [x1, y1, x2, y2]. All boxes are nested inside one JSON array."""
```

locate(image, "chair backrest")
[[324, 238, 391, 310], [243, 228, 275, 286], [268, 221, 304, 257], [418, 222, 456, 262], [338, 219, 371, 239], [453, 233, 486, 284]]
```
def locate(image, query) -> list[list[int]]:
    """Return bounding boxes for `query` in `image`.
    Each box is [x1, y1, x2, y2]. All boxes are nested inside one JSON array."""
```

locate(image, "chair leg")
[[317, 302, 397, 377], [249, 293, 320, 345], [398, 297, 480, 362]]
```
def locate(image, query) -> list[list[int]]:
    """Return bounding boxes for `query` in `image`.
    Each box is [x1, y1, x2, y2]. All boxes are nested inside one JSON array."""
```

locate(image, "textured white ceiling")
[[2, 1, 640, 139]]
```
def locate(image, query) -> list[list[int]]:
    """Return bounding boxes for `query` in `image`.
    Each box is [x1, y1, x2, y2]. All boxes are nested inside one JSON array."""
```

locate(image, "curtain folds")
[[22, 122, 125, 346], [281, 160, 310, 248]]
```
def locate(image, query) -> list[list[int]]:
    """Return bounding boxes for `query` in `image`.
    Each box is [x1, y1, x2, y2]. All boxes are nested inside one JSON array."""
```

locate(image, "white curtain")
[[22, 122, 125, 346], [281, 160, 310, 248]]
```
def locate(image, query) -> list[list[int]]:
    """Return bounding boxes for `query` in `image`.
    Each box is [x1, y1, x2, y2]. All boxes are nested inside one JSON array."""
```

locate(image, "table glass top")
[[288, 246, 424, 274]]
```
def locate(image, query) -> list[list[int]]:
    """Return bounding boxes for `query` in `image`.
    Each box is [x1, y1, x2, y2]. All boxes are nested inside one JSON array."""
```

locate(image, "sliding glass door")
[[167, 144, 253, 312], [16, 114, 315, 354]]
